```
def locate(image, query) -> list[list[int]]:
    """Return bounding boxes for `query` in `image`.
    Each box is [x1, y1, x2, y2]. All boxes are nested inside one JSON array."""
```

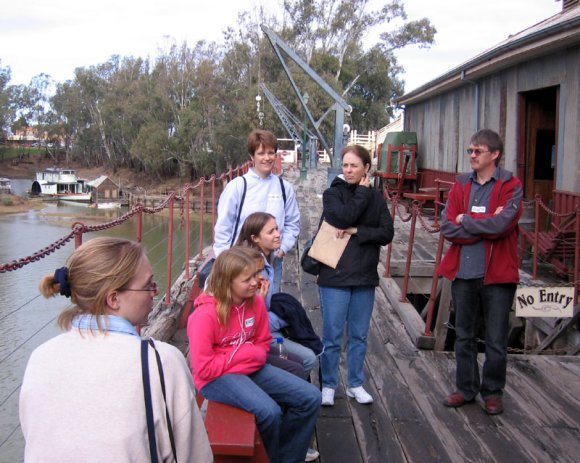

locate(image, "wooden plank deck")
[[286, 166, 580, 463]]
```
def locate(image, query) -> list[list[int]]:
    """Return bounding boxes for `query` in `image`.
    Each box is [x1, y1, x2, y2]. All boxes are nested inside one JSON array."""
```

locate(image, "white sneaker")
[[346, 386, 374, 404], [321, 387, 335, 406], [305, 447, 320, 461]]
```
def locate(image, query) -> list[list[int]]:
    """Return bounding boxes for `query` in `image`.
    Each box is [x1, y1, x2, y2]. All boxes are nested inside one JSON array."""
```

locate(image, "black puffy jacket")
[[317, 176, 394, 287]]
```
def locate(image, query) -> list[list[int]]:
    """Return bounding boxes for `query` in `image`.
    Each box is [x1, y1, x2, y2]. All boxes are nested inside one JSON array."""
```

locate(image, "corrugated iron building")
[[394, 1, 580, 215]]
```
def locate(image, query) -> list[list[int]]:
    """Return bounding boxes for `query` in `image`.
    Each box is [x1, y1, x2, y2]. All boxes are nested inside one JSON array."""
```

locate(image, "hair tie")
[[54, 267, 72, 298]]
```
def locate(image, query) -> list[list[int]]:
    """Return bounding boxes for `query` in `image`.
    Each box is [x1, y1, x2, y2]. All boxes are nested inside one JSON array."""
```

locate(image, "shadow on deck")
[[284, 166, 580, 463]]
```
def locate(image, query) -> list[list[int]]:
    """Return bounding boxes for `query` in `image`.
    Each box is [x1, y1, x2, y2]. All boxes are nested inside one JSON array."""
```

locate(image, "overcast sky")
[[0, 0, 562, 93]]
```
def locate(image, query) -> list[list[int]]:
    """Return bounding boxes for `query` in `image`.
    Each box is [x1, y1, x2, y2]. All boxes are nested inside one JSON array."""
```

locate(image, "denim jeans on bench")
[[201, 363, 321, 463]]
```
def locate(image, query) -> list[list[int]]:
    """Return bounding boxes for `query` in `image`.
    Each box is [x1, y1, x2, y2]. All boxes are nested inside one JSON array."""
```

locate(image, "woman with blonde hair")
[[236, 212, 318, 377], [19, 237, 212, 463], [188, 247, 320, 463]]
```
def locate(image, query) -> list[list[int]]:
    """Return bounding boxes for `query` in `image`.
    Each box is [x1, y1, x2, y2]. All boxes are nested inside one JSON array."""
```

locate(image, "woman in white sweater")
[[19, 237, 212, 463]]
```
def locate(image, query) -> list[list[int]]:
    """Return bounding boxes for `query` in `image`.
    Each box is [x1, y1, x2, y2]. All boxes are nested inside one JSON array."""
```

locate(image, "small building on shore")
[[87, 175, 120, 203]]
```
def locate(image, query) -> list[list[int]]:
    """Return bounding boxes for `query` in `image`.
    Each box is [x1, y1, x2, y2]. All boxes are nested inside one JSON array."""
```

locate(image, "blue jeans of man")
[[319, 285, 375, 389], [201, 364, 321, 463], [451, 278, 516, 400]]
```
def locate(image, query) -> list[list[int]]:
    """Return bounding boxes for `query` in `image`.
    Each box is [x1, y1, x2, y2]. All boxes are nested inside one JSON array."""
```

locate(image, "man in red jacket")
[[438, 129, 523, 415]]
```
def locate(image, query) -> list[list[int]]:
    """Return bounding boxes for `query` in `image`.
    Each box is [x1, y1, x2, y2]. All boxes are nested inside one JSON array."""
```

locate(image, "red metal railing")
[[520, 194, 579, 305], [0, 160, 272, 306], [384, 179, 580, 339]]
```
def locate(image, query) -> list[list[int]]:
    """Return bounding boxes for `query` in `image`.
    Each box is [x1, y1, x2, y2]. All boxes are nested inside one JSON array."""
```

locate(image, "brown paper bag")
[[307, 220, 350, 269]]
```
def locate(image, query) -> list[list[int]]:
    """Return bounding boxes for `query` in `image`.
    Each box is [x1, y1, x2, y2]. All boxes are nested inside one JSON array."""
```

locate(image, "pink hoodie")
[[187, 293, 272, 391]]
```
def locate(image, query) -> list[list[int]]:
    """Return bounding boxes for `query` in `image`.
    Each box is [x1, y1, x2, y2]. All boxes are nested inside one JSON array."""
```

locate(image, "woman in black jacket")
[[318, 145, 394, 406]]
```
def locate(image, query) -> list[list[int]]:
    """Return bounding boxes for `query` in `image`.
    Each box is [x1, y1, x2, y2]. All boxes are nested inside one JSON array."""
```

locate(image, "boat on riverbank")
[[91, 201, 122, 209], [29, 168, 91, 202], [0, 177, 12, 194]]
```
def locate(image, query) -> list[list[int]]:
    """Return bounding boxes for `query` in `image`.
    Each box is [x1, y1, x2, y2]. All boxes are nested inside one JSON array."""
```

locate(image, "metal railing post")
[[72, 222, 85, 248], [211, 176, 217, 242], [423, 232, 445, 336], [199, 180, 205, 259], [532, 195, 541, 279], [383, 192, 398, 277], [184, 188, 191, 280], [401, 202, 419, 302], [165, 196, 174, 305], [575, 208, 579, 305], [136, 208, 143, 243]]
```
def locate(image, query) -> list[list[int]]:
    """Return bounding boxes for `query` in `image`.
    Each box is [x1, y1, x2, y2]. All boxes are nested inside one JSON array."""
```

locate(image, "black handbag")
[[300, 215, 324, 276], [300, 238, 321, 276], [300, 215, 325, 276]]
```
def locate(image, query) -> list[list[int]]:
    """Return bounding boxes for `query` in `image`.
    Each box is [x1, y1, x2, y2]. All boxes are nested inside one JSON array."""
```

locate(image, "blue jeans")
[[271, 333, 317, 376], [451, 279, 516, 400], [319, 285, 375, 389], [201, 364, 321, 463], [273, 255, 283, 293]]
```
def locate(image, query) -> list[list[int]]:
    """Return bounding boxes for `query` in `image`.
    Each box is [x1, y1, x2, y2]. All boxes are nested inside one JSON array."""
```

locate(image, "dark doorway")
[[517, 86, 558, 228]]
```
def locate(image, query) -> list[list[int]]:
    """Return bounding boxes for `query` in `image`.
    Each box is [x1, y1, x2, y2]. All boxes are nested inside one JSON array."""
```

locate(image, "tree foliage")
[[1, 0, 434, 179], [0, 62, 15, 138]]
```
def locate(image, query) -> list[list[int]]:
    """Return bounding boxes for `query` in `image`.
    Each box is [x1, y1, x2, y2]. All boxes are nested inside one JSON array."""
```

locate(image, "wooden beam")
[[531, 303, 580, 353], [434, 278, 453, 351], [379, 275, 435, 350]]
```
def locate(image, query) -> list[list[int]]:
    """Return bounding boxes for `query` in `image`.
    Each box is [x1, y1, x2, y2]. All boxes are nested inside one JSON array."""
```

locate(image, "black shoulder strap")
[[141, 340, 159, 463], [141, 339, 178, 463], [278, 176, 286, 206], [148, 340, 178, 462], [231, 176, 247, 247]]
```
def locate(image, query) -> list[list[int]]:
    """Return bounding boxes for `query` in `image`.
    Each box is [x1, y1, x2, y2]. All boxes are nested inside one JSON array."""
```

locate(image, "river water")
[[0, 179, 211, 461]]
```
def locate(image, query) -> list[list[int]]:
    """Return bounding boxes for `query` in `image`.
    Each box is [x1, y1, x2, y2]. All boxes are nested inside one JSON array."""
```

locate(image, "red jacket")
[[188, 293, 272, 391], [437, 167, 523, 284]]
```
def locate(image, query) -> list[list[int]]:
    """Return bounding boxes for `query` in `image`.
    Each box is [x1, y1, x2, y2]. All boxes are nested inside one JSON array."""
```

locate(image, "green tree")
[[5, 0, 436, 181], [0, 62, 13, 138], [278, 0, 435, 129]]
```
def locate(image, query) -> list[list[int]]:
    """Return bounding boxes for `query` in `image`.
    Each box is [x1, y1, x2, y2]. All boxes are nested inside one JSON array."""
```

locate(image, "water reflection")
[[0, 198, 211, 461]]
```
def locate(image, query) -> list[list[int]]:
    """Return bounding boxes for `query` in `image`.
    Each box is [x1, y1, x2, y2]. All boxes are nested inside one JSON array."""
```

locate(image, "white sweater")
[[19, 330, 213, 463]]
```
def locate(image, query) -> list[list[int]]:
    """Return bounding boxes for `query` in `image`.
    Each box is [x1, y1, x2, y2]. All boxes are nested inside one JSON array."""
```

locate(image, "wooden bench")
[[403, 187, 449, 225], [197, 393, 269, 462], [403, 192, 438, 216]]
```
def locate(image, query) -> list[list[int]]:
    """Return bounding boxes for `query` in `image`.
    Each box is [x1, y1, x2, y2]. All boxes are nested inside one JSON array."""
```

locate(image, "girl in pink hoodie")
[[188, 247, 321, 463]]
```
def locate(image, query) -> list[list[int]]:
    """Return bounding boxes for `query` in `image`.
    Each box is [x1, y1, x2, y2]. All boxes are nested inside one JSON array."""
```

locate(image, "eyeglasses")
[[122, 281, 158, 293], [466, 148, 490, 156]]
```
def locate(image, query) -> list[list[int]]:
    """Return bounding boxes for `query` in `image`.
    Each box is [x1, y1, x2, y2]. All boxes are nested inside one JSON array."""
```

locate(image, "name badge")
[[245, 316, 255, 328], [471, 206, 486, 213]]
